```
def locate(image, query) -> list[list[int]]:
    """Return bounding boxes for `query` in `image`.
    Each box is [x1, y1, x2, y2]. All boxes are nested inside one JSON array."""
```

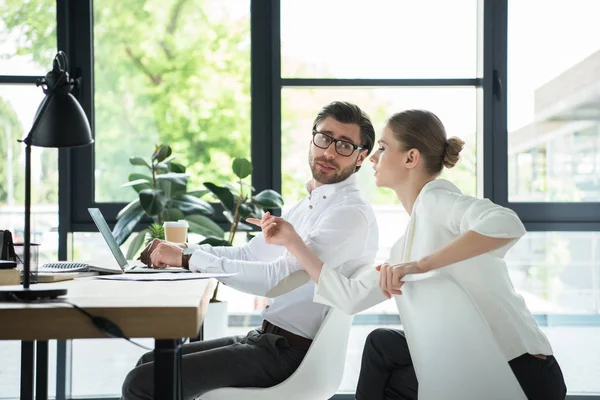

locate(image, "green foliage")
[[0, 98, 23, 205], [202, 157, 284, 300], [1, 0, 251, 203], [113, 144, 225, 258]]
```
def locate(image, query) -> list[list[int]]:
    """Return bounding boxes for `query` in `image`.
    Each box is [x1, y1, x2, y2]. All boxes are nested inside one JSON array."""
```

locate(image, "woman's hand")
[[376, 261, 423, 299], [246, 212, 300, 247]]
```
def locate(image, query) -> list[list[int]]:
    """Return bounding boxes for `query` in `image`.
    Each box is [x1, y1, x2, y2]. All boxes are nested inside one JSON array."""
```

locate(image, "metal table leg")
[[20, 341, 34, 400], [154, 339, 182, 400], [56, 340, 73, 400], [36, 340, 49, 400]]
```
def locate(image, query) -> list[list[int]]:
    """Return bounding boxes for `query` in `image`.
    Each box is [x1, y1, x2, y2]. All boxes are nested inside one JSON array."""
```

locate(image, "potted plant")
[[199, 157, 284, 339], [112, 144, 226, 257]]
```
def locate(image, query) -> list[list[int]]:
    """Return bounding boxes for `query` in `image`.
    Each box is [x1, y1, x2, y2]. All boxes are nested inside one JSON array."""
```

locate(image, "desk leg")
[[56, 340, 72, 400], [36, 340, 49, 400], [20, 341, 34, 400], [154, 339, 182, 400]]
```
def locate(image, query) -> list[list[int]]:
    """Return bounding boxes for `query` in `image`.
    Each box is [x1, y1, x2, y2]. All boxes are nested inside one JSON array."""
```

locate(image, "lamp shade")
[[29, 92, 93, 148]]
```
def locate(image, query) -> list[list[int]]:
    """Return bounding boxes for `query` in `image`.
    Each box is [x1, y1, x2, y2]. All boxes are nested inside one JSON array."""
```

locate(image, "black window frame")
[[6, 0, 593, 398]]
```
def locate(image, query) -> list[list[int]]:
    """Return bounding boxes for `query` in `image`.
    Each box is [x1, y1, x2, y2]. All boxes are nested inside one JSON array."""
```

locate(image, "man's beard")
[[309, 154, 357, 185]]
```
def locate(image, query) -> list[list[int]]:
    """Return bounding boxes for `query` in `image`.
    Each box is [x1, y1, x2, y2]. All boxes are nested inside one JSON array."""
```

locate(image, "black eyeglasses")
[[312, 131, 365, 157]]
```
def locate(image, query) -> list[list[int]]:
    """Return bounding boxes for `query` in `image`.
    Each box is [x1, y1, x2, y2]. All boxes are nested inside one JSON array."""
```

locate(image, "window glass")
[[93, 0, 251, 202], [0, 0, 57, 76], [508, 0, 600, 202], [281, 0, 478, 79]]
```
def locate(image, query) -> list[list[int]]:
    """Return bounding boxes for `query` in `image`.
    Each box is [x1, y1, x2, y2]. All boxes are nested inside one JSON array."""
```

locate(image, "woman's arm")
[[418, 231, 514, 272], [381, 189, 526, 296]]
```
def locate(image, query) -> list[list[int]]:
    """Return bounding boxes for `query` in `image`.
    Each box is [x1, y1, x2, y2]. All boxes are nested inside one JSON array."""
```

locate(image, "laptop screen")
[[88, 208, 128, 270]]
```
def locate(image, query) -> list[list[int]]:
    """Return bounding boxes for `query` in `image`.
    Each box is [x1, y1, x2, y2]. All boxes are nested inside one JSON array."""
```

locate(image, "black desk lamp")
[[0, 51, 93, 300]]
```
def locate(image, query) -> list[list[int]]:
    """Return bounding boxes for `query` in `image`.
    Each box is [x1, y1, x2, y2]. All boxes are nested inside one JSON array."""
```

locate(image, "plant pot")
[[203, 300, 228, 340]]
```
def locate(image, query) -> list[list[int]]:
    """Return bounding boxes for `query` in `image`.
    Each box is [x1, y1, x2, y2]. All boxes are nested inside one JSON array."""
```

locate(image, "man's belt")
[[261, 320, 312, 351]]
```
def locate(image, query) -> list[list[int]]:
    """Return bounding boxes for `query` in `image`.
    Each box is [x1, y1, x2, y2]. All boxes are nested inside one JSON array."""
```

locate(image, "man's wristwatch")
[[181, 247, 194, 270]]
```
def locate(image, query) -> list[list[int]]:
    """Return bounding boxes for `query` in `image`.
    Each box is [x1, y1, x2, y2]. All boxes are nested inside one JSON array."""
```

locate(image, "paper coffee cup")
[[163, 220, 189, 243]]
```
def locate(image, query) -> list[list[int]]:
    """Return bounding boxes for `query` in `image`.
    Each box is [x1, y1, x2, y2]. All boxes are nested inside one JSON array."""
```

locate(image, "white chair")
[[397, 272, 528, 400], [200, 307, 354, 400]]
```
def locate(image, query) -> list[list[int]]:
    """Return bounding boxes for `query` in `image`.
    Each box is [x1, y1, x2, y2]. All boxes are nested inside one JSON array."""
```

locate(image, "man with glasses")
[[122, 101, 379, 400]]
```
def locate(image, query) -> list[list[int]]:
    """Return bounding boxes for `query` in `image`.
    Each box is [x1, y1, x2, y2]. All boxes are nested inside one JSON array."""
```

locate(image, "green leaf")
[[156, 159, 184, 173], [126, 230, 148, 260], [155, 163, 170, 173], [238, 203, 254, 219], [129, 157, 151, 169], [186, 215, 225, 238], [171, 195, 215, 215], [156, 173, 187, 198], [187, 189, 209, 198], [162, 153, 179, 164], [155, 173, 188, 186], [162, 208, 185, 221], [204, 182, 235, 210], [129, 173, 153, 183], [124, 173, 154, 192], [152, 144, 172, 163], [223, 211, 253, 231], [236, 221, 254, 231], [139, 189, 167, 216], [199, 237, 231, 247], [223, 183, 239, 193], [113, 200, 145, 245], [168, 162, 186, 173], [232, 158, 252, 179], [146, 223, 165, 241], [252, 189, 284, 209], [122, 178, 153, 192]]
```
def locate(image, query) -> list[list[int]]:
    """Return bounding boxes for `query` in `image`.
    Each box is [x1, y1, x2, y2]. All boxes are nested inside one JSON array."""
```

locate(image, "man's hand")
[[149, 241, 184, 268], [246, 212, 300, 247], [140, 239, 187, 266], [139, 239, 163, 266], [376, 261, 422, 299]]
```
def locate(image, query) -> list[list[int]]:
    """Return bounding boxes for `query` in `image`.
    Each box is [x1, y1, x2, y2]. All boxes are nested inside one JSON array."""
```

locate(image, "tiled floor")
[[0, 325, 599, 398]]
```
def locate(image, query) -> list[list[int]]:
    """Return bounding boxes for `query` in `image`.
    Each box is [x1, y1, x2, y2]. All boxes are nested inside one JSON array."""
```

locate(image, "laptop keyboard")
[[39, 262, 90, 273]]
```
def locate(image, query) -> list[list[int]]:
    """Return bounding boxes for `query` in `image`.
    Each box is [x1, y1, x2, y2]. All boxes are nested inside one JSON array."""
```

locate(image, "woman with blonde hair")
[[248, 109, 567, 400]]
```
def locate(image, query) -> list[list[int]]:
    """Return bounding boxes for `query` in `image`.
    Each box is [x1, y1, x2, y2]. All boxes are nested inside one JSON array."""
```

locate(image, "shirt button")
[[309, 205, 313, 209], [322, 195, 327, 199]]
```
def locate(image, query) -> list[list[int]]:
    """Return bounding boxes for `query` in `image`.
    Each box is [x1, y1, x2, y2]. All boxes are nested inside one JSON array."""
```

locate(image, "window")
[[506, 232, 600, 393], [93, 0, 251, 203], [281, 0, 478, 79], [507, 0, 600, 202], [0, 3, 58, 399], [505, 1, 600, 395], [279, 1, 483, 394], [281, 87, 478, 262], [281, 87, 478, 204]]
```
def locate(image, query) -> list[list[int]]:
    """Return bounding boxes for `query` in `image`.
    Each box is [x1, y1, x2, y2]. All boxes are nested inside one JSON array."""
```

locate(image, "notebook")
[[39, 208, 190, 275]]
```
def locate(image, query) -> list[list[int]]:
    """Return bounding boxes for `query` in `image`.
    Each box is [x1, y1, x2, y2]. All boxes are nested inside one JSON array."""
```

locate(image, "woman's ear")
[[405, 149, 420, 169]]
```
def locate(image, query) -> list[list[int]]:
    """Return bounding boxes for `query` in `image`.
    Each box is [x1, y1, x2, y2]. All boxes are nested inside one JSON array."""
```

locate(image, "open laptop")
[[39, 208, 189, 274]]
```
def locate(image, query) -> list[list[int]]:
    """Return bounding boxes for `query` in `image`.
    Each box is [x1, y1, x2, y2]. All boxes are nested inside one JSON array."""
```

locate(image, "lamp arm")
[[22, 139, 32, 288]]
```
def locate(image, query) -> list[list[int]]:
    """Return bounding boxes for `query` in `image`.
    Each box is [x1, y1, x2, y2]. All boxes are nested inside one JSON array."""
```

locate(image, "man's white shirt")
[[187, 174, 379, 339]]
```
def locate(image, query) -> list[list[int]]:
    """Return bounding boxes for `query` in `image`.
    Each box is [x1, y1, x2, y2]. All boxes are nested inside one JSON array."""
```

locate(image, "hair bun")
[[443, 136, 465, 169]]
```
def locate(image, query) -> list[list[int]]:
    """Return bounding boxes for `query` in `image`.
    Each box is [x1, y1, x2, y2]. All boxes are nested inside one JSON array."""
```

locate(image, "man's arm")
[[190, 206, 373, 297], [188, 249, 304, 296]]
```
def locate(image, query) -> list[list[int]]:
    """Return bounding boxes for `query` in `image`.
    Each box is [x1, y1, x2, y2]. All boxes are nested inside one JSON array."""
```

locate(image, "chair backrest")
[[397, 272, 527, 400], [200, 307, 354, 400]]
